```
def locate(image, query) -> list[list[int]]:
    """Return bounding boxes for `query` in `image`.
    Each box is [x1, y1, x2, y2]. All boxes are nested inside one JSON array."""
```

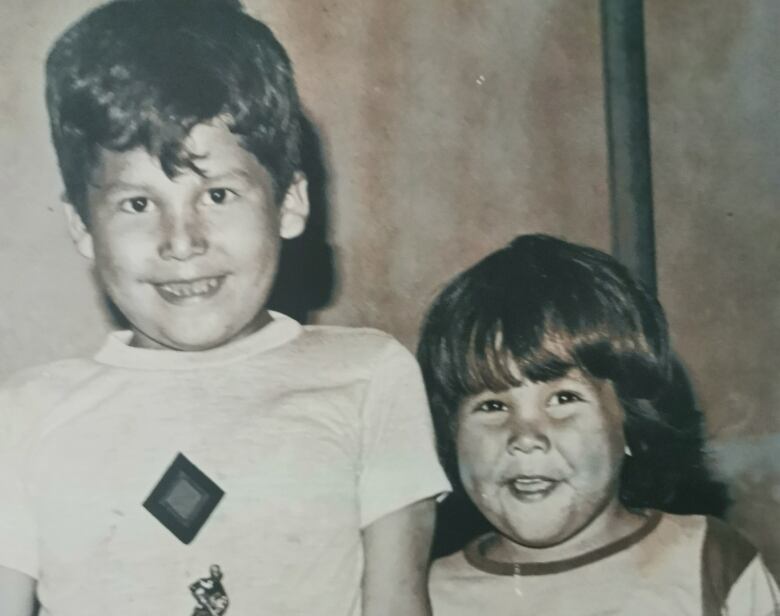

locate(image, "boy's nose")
[[158, 210, 208, 261]]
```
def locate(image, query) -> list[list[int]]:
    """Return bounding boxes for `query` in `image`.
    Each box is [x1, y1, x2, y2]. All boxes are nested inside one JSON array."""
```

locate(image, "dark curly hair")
[[418, 234, 728, 552], [46, 0, 302, 224]]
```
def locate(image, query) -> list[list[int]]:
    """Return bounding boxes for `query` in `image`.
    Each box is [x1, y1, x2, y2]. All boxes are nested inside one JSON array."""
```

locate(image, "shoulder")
[[300, 324, 400, 350], [0, 358, 101, 401], [430, 549, 480, 588], [430, 550, 482, 586], [659, 513, 761, 612], [650, 512, 755, 559], [430, 549, 492, 615], [660, 513, 757, 568], [296, 325, 415, 370], [0, 358, 102, 439]]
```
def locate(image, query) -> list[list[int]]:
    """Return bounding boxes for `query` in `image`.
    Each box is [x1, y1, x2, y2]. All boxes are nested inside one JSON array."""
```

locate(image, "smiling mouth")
[[153, 276, 226, 304], [506, 476, 560, 502]]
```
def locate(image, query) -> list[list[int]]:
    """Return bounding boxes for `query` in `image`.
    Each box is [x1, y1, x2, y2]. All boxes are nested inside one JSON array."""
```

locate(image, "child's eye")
[[474, 399, 509, 413], [120, 196, 154, 214], [549, 390, 585, 406], [203, 188, 237, 206]]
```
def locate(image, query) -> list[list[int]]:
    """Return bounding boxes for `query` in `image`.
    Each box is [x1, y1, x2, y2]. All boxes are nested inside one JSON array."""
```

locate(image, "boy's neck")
[[129, 309, 274, 351]]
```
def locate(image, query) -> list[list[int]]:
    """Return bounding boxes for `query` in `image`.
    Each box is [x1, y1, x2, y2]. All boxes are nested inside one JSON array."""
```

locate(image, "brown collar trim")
[[463, 510, 662, 576]]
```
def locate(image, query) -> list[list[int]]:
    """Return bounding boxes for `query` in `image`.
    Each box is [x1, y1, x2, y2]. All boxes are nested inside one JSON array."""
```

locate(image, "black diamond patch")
[[143, 453, 224, 544]]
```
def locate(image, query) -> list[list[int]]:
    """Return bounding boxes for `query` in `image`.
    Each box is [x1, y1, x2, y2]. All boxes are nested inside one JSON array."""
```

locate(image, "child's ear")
[[279, 172, 310, 240], [62, 202, 95, 260]]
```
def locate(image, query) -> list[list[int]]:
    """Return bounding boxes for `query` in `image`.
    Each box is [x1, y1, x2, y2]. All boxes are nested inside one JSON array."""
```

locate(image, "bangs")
[[453, 313, 577, 398], [419, 234, 671, 410]]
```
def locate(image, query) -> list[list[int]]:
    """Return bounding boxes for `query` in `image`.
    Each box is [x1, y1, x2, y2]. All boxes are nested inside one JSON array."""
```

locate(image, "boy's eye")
[[474, 399, 509, 413], [120, 196, 154, 214], [203, 188, 236, 206]]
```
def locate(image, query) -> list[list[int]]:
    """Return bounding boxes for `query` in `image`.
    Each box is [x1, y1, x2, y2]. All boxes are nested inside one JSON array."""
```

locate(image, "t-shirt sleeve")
[[702, 515, 780, 615], [358, 339, 451, 528], [724, 555, 780, 616], [0, 380, 40, 578]]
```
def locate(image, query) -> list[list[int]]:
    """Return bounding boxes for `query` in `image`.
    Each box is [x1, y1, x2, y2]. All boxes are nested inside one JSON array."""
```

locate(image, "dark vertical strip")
[[700, 516, 758, 615], [600, 0, 657, 295]]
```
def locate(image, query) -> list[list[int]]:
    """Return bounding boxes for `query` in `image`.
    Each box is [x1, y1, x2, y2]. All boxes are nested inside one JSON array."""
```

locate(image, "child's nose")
[[506, 414, 551, 455], [158, 209, 208, 261]]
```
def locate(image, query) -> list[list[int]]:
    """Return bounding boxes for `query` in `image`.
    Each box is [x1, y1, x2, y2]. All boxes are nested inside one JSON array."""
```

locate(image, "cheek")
[[93, 233, 149, 280], [558, 418, 623, 488], [223, 207, 281, 261], [455, 426, 503, 489]]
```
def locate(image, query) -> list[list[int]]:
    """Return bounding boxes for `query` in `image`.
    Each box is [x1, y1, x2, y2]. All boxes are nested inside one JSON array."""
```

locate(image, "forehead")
[[88, 121, 269, 191]]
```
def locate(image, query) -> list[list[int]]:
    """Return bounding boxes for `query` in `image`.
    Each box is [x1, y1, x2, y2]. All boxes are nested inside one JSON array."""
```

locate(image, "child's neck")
[[129, 309, 273, 351], [486, 502, 647, 564]]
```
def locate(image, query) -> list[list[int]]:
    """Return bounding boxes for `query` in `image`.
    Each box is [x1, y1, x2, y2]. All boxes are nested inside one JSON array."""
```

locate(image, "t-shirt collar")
[[94, 311, 302, 370]]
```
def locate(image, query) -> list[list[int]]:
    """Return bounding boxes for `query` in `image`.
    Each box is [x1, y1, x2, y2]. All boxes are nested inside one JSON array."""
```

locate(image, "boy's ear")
[[62, 202, 95, 260], [279, 172, 310, 240]]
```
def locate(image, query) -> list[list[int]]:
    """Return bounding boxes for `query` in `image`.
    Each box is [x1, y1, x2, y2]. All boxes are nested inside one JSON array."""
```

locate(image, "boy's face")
[[455, 368, 627, 559], [66, 120, 308, 351]]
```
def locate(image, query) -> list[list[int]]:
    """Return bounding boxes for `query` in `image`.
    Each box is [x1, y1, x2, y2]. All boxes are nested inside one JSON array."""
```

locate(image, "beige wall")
[[0, 0, 777, 573], [645, 0, 780, 572]]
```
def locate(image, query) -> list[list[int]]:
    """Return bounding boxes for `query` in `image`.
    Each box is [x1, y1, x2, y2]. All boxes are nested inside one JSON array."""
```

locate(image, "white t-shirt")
[[430, 511, 780, 616], [0, 314, 450, 615]]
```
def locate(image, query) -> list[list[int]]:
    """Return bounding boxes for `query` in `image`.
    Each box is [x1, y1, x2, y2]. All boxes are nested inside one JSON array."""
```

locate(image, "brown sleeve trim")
[[701, 516, 758, 616]]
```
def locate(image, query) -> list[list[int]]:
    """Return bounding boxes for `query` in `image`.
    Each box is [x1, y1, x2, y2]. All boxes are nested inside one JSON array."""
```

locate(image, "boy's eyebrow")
[[200, 168, 254, 182], [94, 169, 256, 194], [92, 180, 157, 194]]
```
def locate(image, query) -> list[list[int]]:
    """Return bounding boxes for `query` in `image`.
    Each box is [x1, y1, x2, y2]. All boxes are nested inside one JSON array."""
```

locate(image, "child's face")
[[67, 120, 308, 350], [455, 368, 626, 555]]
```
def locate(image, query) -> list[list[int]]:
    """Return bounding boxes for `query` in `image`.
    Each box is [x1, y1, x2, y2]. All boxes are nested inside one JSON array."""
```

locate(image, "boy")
[[0, 1, 449, 614]]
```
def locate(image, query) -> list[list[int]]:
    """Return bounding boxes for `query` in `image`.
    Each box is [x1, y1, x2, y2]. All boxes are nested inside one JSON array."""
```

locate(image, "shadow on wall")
[[99, 112, 337, 329], [267, 112, 337, 323], [431, 355, 731, 558]]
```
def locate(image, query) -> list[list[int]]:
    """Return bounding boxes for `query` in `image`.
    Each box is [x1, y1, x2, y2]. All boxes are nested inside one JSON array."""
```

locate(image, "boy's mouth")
[[153, 276, 226, 304], [506, 476, 559, 502]]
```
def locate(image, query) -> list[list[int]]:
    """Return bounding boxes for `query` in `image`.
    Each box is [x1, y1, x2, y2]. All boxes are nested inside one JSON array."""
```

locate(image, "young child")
[[417, 234, 779, 615], [0, 1, 449, 614]]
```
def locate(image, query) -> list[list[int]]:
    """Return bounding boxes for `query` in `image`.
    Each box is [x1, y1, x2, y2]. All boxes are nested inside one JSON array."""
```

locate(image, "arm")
[[0, 566, 37, 616], [362, 497, 436, 616]]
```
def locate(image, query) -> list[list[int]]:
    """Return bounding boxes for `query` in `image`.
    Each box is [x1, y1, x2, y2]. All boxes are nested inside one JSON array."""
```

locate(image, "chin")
[[500, 516, 580, 550], [511, 530, 573, 550]]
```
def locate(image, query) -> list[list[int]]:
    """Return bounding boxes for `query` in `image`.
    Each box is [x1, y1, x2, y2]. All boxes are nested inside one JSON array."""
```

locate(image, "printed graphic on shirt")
[[190, 565, 229, 615], [143, 453, 225, 544]]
